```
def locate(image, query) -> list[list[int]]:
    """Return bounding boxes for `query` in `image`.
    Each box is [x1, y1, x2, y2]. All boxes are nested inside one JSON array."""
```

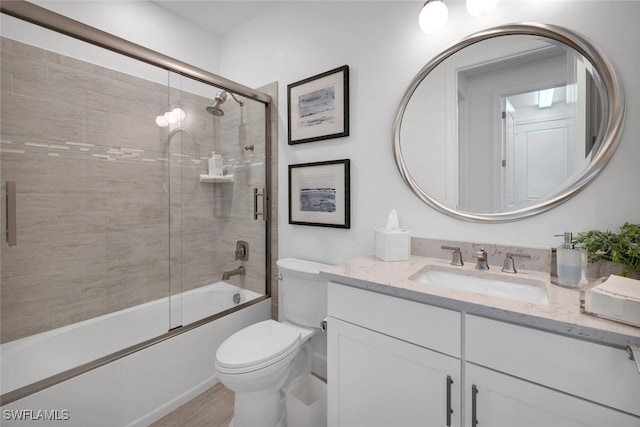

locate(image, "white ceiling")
[[150, 1, 624, 37], [149, 0, 410, 36], [150, 1, 277, 36]]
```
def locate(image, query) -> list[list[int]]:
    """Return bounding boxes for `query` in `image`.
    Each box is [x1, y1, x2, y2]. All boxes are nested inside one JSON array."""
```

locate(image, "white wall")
[[1, 0, 221, 80], [220, 1, 640, 266]]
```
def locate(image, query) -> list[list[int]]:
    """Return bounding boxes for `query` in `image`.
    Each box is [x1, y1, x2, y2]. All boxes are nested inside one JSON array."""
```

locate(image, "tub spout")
[[222, 266, 245, 280]]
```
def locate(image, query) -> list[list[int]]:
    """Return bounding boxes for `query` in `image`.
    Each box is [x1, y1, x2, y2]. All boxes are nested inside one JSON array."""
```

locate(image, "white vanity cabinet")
[[327, 282, 462, 427], [465, 315, 640, 426], [327, 281, 640, 427], [465, 364, 639, 427], [328, 318, 460, 427]]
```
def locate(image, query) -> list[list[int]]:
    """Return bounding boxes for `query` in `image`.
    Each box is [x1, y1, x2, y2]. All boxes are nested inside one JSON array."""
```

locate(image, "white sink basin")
[[410, 266, 549, 306]]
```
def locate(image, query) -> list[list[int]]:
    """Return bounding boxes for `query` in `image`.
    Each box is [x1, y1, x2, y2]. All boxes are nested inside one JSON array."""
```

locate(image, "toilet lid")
[[216, 320, 301, 371]]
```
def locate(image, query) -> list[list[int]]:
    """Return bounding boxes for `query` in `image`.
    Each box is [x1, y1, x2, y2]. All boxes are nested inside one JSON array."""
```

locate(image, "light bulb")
[[466, 0, 499, 17], [171, 107, 186, 121], [164, 111, 177, 124], [155, 115, 169, 127], [419, 1, 448, 34]]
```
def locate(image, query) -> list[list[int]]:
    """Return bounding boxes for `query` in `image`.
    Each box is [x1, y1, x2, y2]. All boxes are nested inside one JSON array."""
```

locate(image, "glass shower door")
[[0, 30, 174, 394], [167, 72, 268, 328]]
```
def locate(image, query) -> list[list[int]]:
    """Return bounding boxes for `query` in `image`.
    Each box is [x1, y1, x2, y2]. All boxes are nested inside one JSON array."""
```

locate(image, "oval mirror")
[[394, 23, 624, 222]]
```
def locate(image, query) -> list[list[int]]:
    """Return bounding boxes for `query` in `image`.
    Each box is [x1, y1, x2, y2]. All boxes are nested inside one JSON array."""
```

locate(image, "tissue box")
[[584, 275, 640, 327], [374, 228, 410, 262]]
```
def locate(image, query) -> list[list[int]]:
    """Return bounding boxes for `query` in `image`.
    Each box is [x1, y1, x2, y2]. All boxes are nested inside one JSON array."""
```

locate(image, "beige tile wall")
[[0, 37, 275, 343]]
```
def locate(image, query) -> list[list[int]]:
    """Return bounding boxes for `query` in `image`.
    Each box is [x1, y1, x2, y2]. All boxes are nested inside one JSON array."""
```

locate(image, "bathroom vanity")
[[323, 254, 640, 427], [324, 18, 636, 427]]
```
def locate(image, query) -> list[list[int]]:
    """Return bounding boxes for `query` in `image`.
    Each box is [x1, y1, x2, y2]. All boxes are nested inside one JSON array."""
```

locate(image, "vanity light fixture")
[[419, 0, 448, 34], [466, 0, 500, 17], [538, 88, 555, 109], [420, 0, 500, 34], [155, 103, 186, 128]]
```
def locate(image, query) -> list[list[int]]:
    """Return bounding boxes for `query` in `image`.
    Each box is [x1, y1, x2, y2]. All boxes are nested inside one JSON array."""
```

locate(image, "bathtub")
[[0, 281, 270, 426]]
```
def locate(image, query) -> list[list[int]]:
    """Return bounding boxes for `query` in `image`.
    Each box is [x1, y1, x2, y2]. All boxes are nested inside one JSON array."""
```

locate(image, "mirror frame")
[[393, 22, 625, 222]]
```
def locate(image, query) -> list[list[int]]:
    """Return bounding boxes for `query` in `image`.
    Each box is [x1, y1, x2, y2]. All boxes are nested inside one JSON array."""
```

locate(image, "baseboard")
[[126, 375, 220, 427], [128, 351, 326, 426]]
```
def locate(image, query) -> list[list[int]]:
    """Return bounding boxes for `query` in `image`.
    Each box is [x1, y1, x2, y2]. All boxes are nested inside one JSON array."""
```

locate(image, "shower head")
[[205, 91, 245, 117], [206, 91, 227, 116], [206, 105, 224, 116]]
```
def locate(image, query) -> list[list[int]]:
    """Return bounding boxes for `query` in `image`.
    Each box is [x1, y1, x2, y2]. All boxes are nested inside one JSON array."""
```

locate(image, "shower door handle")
[[253, 188, 266, 221], [6, 181, 16, 246]]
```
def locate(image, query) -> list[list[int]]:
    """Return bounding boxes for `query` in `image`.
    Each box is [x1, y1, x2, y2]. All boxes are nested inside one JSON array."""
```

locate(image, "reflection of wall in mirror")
[[400, 64, 450, 204]]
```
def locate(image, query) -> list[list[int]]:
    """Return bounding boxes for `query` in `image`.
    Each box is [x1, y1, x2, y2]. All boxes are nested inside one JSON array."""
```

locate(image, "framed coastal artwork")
[[287, 65, 349, 145], [288, 159, 350, 228]]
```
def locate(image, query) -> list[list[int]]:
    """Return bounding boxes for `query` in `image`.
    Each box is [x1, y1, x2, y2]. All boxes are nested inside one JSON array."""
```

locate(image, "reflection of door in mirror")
[[456, 40, 593, 213], [511, 115, 568, 208], [585, 67, 604, 158], [503, 98, 516, 209], [502, 88, 569, 210]]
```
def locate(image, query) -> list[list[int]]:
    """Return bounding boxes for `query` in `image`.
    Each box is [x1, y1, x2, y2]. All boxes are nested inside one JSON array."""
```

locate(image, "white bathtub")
[[0, 281, 270, 426]]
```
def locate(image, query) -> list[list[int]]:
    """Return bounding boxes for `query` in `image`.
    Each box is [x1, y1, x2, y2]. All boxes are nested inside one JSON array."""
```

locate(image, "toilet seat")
[[216, 320, 301, 374]]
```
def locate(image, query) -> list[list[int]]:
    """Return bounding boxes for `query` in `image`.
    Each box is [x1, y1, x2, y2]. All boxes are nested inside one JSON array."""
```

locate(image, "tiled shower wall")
[[0, 37, 275, 343]]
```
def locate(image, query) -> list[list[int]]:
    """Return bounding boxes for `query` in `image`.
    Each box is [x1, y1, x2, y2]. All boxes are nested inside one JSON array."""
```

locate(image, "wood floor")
[[151, 374, 326, 426], [151, 383, 234, 427]]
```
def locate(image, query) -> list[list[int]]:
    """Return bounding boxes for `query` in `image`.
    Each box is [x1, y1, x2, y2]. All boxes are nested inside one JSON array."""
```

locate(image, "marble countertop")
[[321, 254, 640, 349]]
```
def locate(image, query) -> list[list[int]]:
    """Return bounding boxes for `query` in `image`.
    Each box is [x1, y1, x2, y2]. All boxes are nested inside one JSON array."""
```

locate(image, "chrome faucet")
[[501, 253, 531, 274], [441, 245, 463, 266], [222, 266, 246, 280], [473, 249, 489, 270]]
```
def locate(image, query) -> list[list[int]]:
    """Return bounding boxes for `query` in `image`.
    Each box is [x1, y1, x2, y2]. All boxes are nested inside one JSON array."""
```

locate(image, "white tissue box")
[[374, 228, 411, 262], [585, 275, 640, 327]]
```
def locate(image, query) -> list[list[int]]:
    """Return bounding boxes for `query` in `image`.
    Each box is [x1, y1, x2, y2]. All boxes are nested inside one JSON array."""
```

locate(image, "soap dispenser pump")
[[554, 232, 584, 288]]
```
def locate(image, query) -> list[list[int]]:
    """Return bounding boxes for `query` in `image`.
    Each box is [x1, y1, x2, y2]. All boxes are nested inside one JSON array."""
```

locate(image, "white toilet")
[[214, 258, 330, 427]]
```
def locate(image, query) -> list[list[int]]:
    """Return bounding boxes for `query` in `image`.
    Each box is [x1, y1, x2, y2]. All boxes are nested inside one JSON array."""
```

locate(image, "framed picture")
[[289, 159, 350, 228], [287, 65, 349, 145]]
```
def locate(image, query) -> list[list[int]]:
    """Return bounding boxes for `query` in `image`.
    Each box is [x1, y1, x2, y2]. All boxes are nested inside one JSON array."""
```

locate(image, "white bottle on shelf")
[[208, 151, 223, 176]]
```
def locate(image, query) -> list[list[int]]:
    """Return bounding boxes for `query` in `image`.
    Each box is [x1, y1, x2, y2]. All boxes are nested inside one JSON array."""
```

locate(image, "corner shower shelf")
[[199, 174, 234, 183]]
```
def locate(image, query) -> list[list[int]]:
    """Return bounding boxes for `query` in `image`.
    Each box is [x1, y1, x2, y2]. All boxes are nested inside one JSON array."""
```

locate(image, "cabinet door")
[[466, 314, 640, 416], [465, 363, 640, 427], [328, 317, 461, 427]]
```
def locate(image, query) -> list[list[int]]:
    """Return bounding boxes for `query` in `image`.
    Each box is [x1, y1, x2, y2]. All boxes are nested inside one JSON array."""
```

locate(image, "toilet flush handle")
[[320, 318, 328, 332]]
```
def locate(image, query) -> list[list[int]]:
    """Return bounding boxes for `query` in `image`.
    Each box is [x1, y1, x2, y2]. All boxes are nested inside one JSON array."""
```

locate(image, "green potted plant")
[[573, 223, 640, 279]]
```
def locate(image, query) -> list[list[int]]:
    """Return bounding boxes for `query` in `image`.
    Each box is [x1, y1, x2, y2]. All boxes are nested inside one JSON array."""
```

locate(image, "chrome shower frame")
[[0, 0, 273, 405]]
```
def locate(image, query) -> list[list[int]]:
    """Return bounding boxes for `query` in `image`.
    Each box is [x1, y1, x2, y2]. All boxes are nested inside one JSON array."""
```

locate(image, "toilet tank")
[[277, 258, 330, 328]]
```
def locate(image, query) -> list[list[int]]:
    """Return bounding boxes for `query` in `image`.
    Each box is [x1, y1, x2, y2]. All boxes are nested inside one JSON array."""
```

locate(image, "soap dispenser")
[[555, 232, 584, 288]]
